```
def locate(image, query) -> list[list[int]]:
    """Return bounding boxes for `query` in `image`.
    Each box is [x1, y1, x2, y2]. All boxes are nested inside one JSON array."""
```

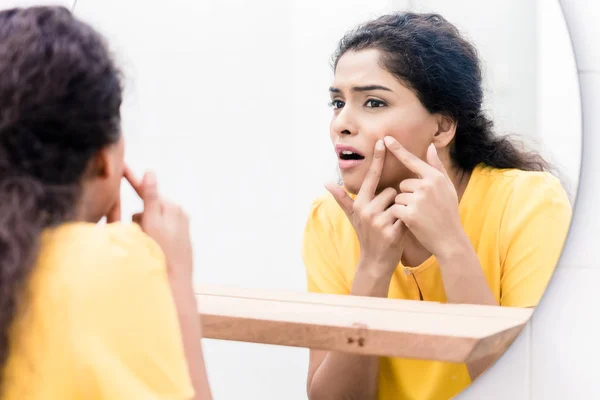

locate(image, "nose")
[[331, 106, 357, 137]]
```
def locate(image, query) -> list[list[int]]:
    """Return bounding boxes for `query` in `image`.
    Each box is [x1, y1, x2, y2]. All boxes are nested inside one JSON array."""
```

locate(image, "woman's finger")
[[425, 143, 451, 180], [391, 218, 408, 240], [399, 178, 421, 193], [369, 187, 397, 212], [379, 206, 400, 226], [141, 171, 161, 215], [395, 192, 413, 206], [356, 140, 386, 206], [390, 204, 416, 230], [383, 136, 436, 179], [124, 165, 143, 197], [325, 182, 355, 218]]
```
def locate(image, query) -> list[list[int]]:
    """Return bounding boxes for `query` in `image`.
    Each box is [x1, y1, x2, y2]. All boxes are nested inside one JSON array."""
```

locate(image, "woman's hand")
[[383, 136, 464, 260], [124, 167, 194, 283], [327, 140, 407, 278]]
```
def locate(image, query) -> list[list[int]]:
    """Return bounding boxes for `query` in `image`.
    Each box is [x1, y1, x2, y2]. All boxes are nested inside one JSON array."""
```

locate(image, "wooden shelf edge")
[[196, 287, 530, 363]]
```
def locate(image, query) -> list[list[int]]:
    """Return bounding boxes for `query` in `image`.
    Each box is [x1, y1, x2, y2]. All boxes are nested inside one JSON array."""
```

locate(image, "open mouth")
[[339, 150, 365, 161], [335, 145, 366, 170]]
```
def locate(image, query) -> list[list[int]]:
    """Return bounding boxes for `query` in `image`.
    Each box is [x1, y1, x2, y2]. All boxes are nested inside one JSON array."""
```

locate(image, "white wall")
[[1, 0, 593, 398]]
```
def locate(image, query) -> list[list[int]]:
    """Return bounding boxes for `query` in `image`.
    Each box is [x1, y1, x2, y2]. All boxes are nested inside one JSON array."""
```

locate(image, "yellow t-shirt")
[[2, 222, 195, 399], [302, 164, 572, 400]]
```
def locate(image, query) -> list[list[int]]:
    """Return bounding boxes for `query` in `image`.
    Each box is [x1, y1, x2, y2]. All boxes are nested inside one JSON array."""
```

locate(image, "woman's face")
[[329, 48, 439, 195]]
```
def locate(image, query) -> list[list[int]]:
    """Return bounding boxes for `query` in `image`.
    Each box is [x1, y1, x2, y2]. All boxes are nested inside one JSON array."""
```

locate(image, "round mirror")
[[66, 0, 580, 398]]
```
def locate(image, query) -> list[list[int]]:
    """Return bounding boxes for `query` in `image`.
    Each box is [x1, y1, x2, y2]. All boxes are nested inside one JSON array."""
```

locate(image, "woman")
[[302, 12, 571, 400], [0, 6, 211, 399]]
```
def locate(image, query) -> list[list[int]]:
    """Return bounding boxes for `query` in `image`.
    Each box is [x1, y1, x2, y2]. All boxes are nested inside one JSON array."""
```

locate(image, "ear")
[[432, 114, 457, 149], [87, 147, 112, 180]]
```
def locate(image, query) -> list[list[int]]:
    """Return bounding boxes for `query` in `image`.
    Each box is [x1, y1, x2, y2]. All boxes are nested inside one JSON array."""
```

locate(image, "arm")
[[434, 234, 499, 381], [379, 137, 571, 381], [124, 168, 212, 399], [306, 142, 409, 399], [303, 190, 402, 400], [308, 263, 392, 400], [436, 232, 497, 306], [169, 277, 212, 400], [439, 175, 572, 380]]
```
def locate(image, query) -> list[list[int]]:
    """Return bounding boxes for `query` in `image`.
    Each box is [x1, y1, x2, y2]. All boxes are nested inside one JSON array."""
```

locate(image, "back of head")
[[333, 12, 549, 173], [0, 5, 122, 386]]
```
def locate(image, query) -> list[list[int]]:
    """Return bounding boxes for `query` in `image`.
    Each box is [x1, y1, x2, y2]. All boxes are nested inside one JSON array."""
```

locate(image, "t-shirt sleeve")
[[302, 196, 351, 295], [499, 174, 572, 307], [71, 224, 195, 400]]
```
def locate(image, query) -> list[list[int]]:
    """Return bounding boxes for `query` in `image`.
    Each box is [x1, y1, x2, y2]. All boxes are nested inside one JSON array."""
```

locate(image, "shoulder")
[[102, 222, 166, 267], [304, 192, 351, 235], [87, 223, 167, 288], [472, 167, 572, 240], [40, 222, 167, 298], [473, 165, 571, 210]]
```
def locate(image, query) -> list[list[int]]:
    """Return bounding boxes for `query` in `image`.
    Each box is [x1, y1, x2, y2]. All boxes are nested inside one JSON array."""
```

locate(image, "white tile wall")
[[531, 268, 600, 399], [457, 323, 533, 399]]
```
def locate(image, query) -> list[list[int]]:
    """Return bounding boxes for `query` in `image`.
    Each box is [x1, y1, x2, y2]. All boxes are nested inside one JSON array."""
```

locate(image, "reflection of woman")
[[303, 12, 571, 400], [0, 7, 211, 399]]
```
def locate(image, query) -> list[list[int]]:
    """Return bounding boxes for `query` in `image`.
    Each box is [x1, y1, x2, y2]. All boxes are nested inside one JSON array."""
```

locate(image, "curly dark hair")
[[0, 5, 122, 384], [333, 12, 549, 172]]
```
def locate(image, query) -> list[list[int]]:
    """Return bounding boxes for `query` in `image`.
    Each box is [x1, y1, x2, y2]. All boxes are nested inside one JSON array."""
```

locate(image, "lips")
[[335, 144, 365, 170]]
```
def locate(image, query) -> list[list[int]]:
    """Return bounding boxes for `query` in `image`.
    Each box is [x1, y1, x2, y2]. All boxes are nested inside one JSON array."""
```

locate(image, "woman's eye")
[[329, 100, 344, 109], [365, 99, 386, 108]]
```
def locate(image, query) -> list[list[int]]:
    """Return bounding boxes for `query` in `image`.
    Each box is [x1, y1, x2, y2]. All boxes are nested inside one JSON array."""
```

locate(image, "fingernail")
[[384, 136, 394, 145], [375, 140, 384, 150]]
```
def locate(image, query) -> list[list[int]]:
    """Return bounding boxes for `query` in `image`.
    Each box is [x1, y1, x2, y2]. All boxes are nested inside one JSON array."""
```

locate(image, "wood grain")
[[196, 285, 531, 363]]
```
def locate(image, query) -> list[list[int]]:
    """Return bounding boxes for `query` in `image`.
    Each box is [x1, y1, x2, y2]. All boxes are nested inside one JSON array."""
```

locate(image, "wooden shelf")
[[196, 285, 532, 363]]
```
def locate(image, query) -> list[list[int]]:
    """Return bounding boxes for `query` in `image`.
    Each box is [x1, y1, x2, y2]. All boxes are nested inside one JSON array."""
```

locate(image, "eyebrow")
[[329, 85, 393, 93]]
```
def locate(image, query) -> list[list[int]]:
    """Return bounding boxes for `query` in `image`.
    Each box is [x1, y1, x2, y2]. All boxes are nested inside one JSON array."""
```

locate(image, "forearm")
[[309, 266, 391, 400], [437, 234, 497, 306], [436, 234, 499, 380], [169, 277, 213, 400]]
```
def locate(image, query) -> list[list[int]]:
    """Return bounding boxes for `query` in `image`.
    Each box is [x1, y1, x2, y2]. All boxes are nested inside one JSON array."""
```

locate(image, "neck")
[[74, 186, 103, 223], [446, 163, 471, 202]]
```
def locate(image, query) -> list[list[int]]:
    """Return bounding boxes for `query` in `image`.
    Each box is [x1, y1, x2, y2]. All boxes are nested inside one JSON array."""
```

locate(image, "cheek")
[[375, 114, 436, 188], [109, 140, 125, 197], [379, 154, 411, 189], [384, 116, 435, 159]]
